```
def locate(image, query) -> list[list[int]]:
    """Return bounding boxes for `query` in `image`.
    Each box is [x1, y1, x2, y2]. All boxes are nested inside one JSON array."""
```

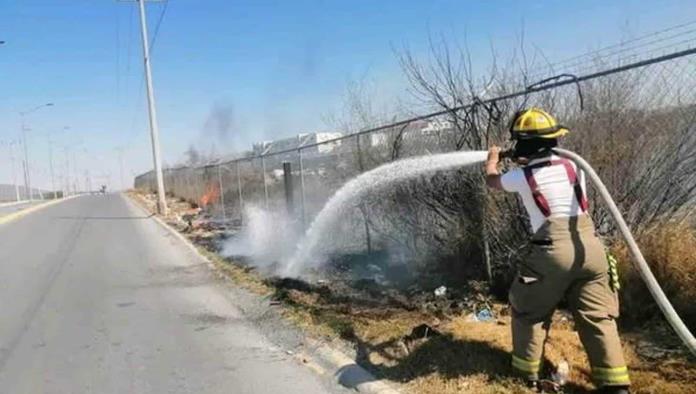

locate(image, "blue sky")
[[1, 0, 695, 190]]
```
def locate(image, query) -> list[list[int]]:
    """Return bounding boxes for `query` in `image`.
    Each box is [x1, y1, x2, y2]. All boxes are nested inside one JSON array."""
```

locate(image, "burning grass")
[[129, 190, 696, 393]]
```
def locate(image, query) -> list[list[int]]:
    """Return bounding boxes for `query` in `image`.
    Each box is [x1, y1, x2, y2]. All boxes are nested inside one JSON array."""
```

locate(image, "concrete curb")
[[0, 195, 80, 225], [0, 200, 31, 208], [124, 193, 402, 394], [303, 338, 402, 394]]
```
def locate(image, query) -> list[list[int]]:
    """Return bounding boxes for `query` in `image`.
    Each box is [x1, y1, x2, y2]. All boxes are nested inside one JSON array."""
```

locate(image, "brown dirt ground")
[[129, 190, 696, 394]]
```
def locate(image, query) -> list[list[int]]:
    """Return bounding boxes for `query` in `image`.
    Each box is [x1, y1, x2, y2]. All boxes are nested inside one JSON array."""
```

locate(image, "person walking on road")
[[485, 108, 630, 393]]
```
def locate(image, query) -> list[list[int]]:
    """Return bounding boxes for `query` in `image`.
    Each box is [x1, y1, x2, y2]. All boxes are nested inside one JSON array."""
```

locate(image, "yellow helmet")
[[509, 107, 569, 140]]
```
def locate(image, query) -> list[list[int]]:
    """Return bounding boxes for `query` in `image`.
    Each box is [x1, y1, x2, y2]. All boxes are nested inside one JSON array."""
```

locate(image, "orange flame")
[[199, 183, 220, 208]]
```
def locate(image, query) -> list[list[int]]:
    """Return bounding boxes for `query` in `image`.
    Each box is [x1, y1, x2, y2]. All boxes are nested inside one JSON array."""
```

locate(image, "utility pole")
[[72, 150, 79, 194], [21, 117, 31, 200], [1, 140, 21, 201], [128, 0, 168, 214], [64, 147, 71, 196], [48, 126, 70, 199], [20, 103, 54, 201], [10, 141, 20, 201], [48, 135, 56, 199]]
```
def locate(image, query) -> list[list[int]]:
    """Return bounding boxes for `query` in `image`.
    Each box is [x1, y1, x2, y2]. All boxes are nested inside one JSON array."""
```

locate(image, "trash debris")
[[475, 307, 494, 322], [434, 286, 447, 297]]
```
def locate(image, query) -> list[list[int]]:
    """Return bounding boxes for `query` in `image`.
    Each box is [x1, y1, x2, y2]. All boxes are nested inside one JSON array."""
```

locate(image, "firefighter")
[[485, 108, 630, 393]]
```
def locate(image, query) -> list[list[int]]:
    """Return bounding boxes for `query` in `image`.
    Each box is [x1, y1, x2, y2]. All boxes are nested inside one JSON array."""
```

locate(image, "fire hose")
[[553, 148, 696, 357]]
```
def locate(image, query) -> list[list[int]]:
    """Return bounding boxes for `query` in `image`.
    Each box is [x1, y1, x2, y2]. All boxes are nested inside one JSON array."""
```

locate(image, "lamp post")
[[20, 103, 54, 200], [0, 140, 21, 202], [10, 141, 20, 202], [47, 126, 70, 199]]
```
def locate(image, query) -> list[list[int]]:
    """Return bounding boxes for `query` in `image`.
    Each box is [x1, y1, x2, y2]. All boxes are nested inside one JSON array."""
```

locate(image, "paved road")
[[0, 194, 338, 394], [0, 201, 42, 217]]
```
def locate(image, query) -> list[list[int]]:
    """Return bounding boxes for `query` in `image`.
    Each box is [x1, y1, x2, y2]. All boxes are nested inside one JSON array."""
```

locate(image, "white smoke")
[[221, 205, 301, 272]]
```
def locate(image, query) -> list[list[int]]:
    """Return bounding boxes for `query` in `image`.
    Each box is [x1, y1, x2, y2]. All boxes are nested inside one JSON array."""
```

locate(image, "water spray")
[[554, 148, 696, 357], [282, 151, 489, 276]]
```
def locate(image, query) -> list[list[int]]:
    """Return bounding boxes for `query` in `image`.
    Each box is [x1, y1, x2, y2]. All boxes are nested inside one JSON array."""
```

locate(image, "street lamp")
[[20, 103, 54, 201], [0, 139, 21, 202], [47, 126, 70, 199]]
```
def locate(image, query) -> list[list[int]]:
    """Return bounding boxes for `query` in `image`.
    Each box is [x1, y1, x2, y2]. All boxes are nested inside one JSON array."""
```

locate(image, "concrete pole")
[[137, 0, 167, 215], [48, 136, 56, 199], [64, 148, 71, 196], [72, 151, 79, 194], [20, 114, 32, 201], [19, 103, 53, 200], [9, 142, 21, 202]]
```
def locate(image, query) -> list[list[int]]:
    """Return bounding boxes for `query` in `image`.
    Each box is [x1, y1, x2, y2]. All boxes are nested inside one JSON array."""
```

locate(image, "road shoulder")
[[124, 192, 401, 394]]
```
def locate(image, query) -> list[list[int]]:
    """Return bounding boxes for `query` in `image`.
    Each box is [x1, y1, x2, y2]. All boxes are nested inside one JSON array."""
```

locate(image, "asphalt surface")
[[0, 201, 42, 217], [0, 194, 340, 394]]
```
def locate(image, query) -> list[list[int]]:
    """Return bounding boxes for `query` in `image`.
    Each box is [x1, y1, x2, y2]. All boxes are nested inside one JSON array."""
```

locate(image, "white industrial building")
[[252, 132, 343, 156]]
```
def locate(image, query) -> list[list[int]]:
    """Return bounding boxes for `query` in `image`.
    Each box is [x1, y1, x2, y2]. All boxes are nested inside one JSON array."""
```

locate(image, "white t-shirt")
[[500, 154, 588, 233]]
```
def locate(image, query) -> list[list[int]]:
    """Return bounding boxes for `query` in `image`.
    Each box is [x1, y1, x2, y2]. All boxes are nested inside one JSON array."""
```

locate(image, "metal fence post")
[[236, 161, 244, 224], [261, 156, 269, 209], [217, 165, 226, 223], [356, 134, 372, 254], [283, 162, 294, 215], [298, 146, 306, 229]]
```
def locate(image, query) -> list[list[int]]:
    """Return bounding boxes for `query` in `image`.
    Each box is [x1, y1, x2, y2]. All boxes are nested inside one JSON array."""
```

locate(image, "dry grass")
[[265, 279, 696, 394], [612, 221, 696, 330]]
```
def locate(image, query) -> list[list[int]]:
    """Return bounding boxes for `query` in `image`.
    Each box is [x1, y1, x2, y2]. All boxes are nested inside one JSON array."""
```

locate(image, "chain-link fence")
[[135, 47, 696, 284]]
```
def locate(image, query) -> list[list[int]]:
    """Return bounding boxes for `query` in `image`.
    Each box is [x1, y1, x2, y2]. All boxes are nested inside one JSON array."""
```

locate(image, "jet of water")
[[282, 150, 488, 276]]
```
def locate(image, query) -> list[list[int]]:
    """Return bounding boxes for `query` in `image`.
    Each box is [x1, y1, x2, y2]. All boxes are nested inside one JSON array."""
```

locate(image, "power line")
[[149, 0, 169, 54], [563, 37, 696, 79], [123, 0, 169, 149], [115, 4, 121, 98], [533, 19, 696, 76], [126, 4, 134, 74], [529, 21, 696, 79]]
